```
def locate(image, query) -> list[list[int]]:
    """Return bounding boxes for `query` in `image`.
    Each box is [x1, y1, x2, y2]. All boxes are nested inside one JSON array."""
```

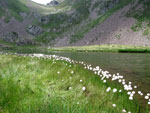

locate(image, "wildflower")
[[148, 102, 150, 105], [57, 71, 60, 74], [103, 80, 106, 83], [113, 88, 117, 93], [119, 90, 122, 92], [112, 104, 116, 107], [127, 92, 131, 95], [145, 96, 149, 100], [82, 87, 86, 91], [80, 80, 83, 82], [128, 111, 131, 113], [69, 87, 72, 90], [129, 82, 132, 85], [71, 71, 74, 74], [106, 87, 111, 92], [77, 102, 79, 104], [147, 93, 150, 96], [138, 91, 141, 94], [134, 86, 137, 88], [129, 96, 133, 100], [132, 91, 135, 94], [118, 79, 122, 83], [122, 109, 126, 112]]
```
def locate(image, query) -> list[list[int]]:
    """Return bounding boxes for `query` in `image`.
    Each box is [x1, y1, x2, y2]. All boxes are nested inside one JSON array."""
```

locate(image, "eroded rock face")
[[3, 32, 34, 46], [26, 25, 43, 36], [16, 39, 35, 46], [3, 32, 19, 43]]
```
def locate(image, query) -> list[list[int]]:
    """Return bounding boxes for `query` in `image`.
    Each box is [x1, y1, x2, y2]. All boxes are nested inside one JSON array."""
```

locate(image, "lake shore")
[[0, 53, 149, 112], [50, 45, 150, 53]]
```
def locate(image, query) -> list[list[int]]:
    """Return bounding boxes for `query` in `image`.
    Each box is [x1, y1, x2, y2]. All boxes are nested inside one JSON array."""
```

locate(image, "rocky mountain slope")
[[0, 0, 149, 47]]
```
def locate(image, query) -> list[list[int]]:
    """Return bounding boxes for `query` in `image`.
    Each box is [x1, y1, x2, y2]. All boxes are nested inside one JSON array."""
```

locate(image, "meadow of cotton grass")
[[0, 53, 149, 113]]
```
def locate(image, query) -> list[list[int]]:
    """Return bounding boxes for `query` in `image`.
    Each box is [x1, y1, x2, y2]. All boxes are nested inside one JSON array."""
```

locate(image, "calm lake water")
[[52, 52, 150, 93]]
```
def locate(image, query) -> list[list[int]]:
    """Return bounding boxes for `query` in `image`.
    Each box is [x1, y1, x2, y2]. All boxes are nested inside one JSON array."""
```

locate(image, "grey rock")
[[47, 1, 59, 6], [16, 39, 35, 46], [3, 32, 19, 43], [40, 16, 49, 24], [19, 12, 28, 18], [3, 32, 34, 46], [26, 25, 43, 36], [47, 29, 51, 32]]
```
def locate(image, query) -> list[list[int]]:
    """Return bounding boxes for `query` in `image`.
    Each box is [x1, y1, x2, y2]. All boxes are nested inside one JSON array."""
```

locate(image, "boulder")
[[19, 12, 28, 18], [3, 32, 35, 46], [16, 39, 35, 46], [47, 1, 59, 6], [40, 16, 49, 24], [26, 25, 43, 36], [3, 32, 19, 43]]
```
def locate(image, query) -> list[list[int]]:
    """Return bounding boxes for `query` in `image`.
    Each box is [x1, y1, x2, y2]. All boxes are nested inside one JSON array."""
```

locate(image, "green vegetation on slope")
[[0, 0, 29, 21], [0, 54, 147, 112], [126, 0, 150, 35]]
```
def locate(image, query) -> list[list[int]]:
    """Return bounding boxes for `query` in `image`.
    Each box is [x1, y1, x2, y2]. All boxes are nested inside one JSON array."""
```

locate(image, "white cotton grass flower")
[[132, 91, 135, 94], [106, 87, 111, 92], [82, 87, 86, 91], [112, 104, 116, 107], [148, 102, 150, 105], [103, 80, 106, 83], [129, 96, 133, 100], [118, 79, 122, 83], [145, 96, 149, 100], [129, 81, 132, 85], [69, 87, 72, 90], [71, 71, 74, 74], [128, 111, 131, 113], [80, 80, 83, 82], [147, 93, 150, 96], [113, 88, 117, 93], [127, 92, 131, 95], [57, 71, 60, 74], [134, 86, 137, 88], [122, 109, 126, 112], [119, 90, 122, 92], [138, 91, 142, 94]]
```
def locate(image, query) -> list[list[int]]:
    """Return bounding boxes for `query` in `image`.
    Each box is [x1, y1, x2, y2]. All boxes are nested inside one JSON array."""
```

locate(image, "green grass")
[[50, 44, 150, 53], [143, 27, 150, 36], [0, 54, 147, 112]]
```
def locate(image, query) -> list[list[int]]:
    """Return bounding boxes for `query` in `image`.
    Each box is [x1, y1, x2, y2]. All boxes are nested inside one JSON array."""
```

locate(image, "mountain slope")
[[54, 0, 150, 47], [0, 0, 149, 47]]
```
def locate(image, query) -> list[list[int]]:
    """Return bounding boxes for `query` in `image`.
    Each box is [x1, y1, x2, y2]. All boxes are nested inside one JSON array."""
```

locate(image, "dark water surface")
[[52, 52, 150, 93]]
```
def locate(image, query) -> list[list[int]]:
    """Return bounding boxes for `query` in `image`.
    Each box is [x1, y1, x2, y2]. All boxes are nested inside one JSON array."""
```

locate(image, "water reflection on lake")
[[53, 52, 150, 93]]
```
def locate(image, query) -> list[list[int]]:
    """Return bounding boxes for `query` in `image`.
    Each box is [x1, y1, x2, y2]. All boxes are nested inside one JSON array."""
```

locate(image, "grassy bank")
[[50, 44, 150, 53], [0, 54, 147, 112]]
